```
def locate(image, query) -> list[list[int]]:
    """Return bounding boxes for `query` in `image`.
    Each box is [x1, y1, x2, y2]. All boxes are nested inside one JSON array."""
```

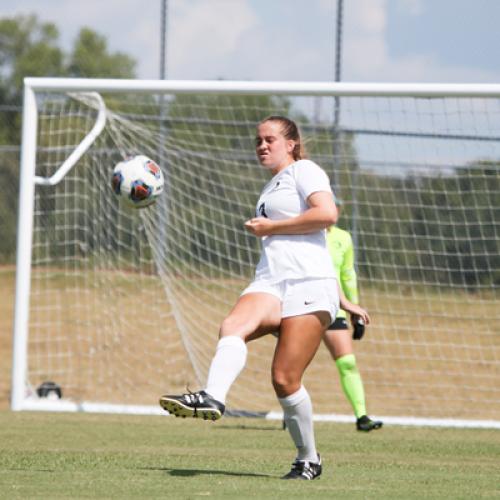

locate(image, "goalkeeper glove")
[[352, 316, 365, 340]]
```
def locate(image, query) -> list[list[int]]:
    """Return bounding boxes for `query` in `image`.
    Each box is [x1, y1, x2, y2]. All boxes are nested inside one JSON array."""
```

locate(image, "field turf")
[[0, 411, 498, 499]]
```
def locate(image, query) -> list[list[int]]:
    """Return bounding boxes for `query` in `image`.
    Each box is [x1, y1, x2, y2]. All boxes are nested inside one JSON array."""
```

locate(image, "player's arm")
[[340, 235, 359, 304], [341, 235, 368, 338], [244, 191, 337, 236], [337, 282, 370, 325]]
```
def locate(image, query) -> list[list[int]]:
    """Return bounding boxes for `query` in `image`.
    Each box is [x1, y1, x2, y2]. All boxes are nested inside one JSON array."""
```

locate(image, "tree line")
[[0, 14, 136, 261], [0, 15, 498, 292]]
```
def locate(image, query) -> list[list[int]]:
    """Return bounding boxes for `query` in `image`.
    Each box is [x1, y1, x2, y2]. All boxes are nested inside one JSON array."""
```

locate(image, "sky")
[[1, 0, 500, 84]]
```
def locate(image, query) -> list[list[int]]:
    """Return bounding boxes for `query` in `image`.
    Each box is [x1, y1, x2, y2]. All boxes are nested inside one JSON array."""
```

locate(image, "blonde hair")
[[259, 115, 306, 160]]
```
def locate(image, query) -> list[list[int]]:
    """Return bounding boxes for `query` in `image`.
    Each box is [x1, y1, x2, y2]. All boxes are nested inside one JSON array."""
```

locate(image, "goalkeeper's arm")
[[337, 283, 370, 326], [339, 234, 366, 338], [339, 234, 359, 305]]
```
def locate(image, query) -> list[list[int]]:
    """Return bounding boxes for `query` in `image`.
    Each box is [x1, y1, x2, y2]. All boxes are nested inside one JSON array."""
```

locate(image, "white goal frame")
[[12, 77, 500, 428]]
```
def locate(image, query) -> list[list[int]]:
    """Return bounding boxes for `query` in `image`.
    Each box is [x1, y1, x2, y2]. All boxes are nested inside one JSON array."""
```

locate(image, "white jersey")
[[253, 159, 336, 283]]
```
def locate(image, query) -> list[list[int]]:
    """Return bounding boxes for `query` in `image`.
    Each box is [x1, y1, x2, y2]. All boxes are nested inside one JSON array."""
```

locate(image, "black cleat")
[[282, 454, 322, 480], [159, 390, 225, 420], [356, 415, 383, 432]]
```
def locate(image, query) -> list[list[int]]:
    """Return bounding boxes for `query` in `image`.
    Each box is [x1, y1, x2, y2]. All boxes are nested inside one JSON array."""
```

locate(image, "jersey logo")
[[257, 202, 267, 218]]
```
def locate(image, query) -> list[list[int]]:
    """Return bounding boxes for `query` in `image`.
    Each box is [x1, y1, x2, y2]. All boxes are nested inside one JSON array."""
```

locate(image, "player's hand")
[[345, 304, 370, 325], [351, 314, 366, 340], [244, 217, 275, 236]]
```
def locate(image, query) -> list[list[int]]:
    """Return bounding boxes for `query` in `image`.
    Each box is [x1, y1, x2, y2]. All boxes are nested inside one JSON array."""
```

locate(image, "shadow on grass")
[[138, 467, 272, 478], [5, 468, 56, 472], [216, 424, 282, 432]]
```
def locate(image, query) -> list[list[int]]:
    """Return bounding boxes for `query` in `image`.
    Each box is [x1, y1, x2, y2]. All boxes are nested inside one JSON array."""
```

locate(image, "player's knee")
[[272, 368, 299, 396], [219, 315, 248, 338], [336, 354, 358, 375]]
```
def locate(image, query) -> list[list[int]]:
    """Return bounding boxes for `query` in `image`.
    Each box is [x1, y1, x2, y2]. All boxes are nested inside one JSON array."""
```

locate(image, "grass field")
[[0, 411, 499, 499], [0, 267, 14, 411], [2, 267, 500, 498]]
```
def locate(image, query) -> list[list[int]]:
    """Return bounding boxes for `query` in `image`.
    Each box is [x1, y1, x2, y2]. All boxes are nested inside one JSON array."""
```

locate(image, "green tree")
[[67, 28, 135, 78], [410, 162, 500, 289], [351, 162, 500, 291], [0, 14, 137, 262], [0, 15, 64, 106], [0, 14, 136, 106]]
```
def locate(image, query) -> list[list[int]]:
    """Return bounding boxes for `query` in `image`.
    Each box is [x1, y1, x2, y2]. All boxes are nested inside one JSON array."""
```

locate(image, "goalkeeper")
[[323, 198, 382, 432]]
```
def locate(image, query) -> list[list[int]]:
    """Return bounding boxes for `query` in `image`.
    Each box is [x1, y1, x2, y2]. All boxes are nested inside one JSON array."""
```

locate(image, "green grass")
[[0, 412, 498, 499]]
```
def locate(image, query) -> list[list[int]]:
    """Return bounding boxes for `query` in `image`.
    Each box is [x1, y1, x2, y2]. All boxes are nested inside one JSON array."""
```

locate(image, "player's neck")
[[269, 158, 295, 176]]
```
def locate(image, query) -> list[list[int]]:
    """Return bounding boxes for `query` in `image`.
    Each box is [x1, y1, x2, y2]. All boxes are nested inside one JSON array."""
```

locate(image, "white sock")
[[278, 385, 317, 462], [205, 336, 247, 404]]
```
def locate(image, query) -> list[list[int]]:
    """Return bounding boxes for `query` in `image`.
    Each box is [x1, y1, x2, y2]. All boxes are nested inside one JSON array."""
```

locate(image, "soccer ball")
[[111, 155, 164, 208]]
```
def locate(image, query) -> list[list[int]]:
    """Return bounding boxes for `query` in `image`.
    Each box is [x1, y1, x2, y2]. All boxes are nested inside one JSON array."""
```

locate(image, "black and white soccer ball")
[[111, 155, 164, 208]]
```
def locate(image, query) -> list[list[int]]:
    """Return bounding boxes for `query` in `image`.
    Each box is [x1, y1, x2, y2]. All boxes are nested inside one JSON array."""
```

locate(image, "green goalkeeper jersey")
[[326, 226, 359, 319]]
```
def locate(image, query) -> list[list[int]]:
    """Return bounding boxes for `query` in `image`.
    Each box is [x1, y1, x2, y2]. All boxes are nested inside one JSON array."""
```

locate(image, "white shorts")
[[241, 277, 339, 323]]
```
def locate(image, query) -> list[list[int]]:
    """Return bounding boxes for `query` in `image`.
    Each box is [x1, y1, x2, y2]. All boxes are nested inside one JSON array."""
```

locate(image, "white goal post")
[[12, 77, 500, 428]]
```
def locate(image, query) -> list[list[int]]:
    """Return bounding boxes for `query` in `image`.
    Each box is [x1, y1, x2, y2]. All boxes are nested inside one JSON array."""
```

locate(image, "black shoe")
[[159, 390, 225, 420], [282, 454, 322, 480], [356, 415, 383, 432]]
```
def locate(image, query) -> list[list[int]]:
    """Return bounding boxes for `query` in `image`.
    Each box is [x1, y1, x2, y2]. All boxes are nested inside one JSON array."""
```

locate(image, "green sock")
[[335, 354, 366, 419]]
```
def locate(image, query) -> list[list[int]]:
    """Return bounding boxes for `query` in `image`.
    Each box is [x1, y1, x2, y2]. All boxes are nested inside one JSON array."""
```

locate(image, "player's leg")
[[323, 324, 383, 431], [204, 292, 281, 403], [274, 311, 328, 479], [324, 325, 366, 417], [159, 292, 281, 419]]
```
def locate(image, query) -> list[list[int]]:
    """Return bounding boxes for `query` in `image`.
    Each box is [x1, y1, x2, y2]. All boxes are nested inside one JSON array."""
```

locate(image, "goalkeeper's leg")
[[323, 321, 382, 431]]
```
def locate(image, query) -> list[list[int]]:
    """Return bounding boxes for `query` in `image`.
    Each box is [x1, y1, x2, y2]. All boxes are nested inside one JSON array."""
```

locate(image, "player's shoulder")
[[293, 158, 322, 171], [292, 159, 328, 181]]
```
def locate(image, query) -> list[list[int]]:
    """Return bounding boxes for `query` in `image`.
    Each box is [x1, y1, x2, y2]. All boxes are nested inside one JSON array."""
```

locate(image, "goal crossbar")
[[24, 77, 500, 97]]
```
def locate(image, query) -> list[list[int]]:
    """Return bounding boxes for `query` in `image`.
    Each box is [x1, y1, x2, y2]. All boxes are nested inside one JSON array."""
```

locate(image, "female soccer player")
[[323, 199, 382, 432], [160, 116, 370, 480]]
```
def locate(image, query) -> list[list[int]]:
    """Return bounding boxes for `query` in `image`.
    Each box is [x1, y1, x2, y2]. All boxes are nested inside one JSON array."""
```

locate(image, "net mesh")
[[26, 89, 500, 420]]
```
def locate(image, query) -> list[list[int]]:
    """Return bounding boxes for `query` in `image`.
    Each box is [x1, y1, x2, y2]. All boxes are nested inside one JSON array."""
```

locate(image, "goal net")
[[12, 79, 500, 426]]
